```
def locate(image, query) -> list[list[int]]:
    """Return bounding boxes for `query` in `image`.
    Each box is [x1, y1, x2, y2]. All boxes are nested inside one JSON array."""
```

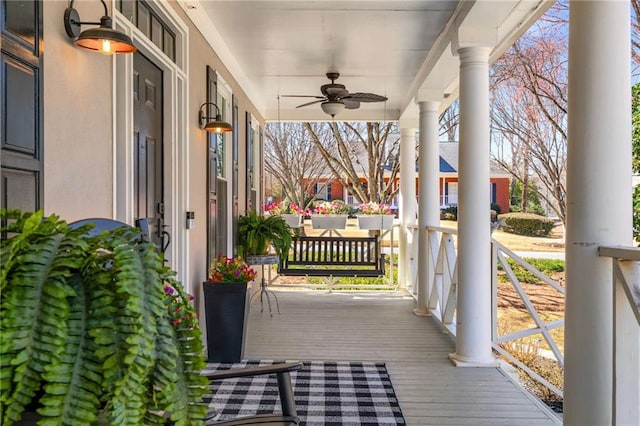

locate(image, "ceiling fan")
[[283, 72, 387, 117]]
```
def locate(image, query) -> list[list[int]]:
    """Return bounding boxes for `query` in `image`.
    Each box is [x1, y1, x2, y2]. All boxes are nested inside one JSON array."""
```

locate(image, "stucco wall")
[[43, 0, 114, 220], [40, 1, 265, 297], [176, 1, 265, 292]]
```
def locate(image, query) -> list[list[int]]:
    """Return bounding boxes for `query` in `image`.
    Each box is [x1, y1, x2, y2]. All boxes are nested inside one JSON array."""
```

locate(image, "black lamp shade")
[[76, 27, 137, 54], [63, 2, 137, 55], [204, 116, 233, 133], [199, 103, 233, 133]]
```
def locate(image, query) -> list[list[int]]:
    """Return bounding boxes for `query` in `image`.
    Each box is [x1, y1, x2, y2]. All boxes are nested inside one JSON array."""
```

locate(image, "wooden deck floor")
[[244, 289, 561, 425]]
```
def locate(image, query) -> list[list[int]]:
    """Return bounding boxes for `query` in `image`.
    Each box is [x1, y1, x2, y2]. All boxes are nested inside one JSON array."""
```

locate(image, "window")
[[117, 0, 176, 62], [216, 92, 228, 177], [314, 182, 328, 200]]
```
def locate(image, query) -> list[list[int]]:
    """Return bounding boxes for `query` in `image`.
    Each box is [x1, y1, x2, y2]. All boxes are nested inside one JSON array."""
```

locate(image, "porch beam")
[[565, 1, 632, 424]]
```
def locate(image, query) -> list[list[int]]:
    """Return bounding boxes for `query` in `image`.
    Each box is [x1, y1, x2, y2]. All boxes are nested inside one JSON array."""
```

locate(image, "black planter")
[[203, 281, 250, 363]]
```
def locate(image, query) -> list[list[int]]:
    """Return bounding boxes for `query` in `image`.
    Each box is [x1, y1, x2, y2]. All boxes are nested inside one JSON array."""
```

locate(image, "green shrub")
[[440, 206, 458, 221], [499, 212, 554, 236], [527, 204, 546, 216], [498, 257, 565, 284], [633, 184, 639, 245], [527, 258, 565, 273]]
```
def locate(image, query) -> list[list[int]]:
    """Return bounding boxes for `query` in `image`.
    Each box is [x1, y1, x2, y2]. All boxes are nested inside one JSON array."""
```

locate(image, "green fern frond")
[[85, 230, 154, 425], [0, 214, 86, 425], [154, 275, 208, 425], [2, 211, 209, 425], [38, 273, 103, 425]]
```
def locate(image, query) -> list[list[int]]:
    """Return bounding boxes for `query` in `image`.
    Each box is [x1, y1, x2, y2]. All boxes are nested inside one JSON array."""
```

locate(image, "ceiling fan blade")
[[296, 99, 326, 108], [344, 93, 388, 103], [343, 98, 360, 109], [321, 83, 346, 96], [324, 87, 349, 98], [282, 95, 325, 99]]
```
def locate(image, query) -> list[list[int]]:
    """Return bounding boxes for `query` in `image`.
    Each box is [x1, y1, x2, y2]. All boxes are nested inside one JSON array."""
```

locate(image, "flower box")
[[281, 214, 303, 228], [357, 214, 395, 230], [311, 214, 348, 230]]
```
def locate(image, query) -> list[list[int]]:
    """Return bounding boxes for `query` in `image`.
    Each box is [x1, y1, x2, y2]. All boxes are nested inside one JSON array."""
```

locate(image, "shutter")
[[1, 0, 43, 212]]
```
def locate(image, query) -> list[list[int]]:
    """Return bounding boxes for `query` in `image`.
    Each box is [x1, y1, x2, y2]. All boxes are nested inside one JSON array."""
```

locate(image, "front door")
[[133, 52, 166, 252]]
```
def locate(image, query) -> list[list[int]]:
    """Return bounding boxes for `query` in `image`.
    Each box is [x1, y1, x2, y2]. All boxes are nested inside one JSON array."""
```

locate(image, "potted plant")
[[237, 210, 293, 261], [0, 210, 208, 426], [310, 200, 350, 230], [203, 255, 257, 363], [357, 201, 395, 230], [265, 201, 306, 228]]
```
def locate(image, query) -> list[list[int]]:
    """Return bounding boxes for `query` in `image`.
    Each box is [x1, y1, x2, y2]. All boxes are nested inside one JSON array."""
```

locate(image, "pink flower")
[[208, 254, 257, 283], [358, 202, 391, 215]]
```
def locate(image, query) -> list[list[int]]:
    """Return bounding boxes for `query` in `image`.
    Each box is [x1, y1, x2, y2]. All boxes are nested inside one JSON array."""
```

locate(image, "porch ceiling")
[[181, 1, 551, 122]]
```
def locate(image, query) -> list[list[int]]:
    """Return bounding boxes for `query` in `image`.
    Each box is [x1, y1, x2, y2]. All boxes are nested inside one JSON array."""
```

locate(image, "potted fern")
[[237, 210, 292, 261], [0, 210, 208, 426]]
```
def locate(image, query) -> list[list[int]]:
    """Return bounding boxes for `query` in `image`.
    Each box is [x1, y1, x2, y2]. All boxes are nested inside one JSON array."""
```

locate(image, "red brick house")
[[302, 142, 510, 214]]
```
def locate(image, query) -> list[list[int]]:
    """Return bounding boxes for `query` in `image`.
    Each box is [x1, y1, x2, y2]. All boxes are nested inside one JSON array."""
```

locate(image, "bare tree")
[[264, 122, 329, 209], [490, 5, 568, 228], [632, 0, 640, 75], [303, 122, 400, 205], [439, 100, 459, 141]]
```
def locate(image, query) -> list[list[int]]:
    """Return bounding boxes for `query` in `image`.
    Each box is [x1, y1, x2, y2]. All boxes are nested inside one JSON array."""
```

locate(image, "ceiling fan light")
[[321, 101, 345, 117]]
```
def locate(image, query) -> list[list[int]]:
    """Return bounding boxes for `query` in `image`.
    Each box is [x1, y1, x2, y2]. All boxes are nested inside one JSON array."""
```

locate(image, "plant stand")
[[203, 281, 249, 363], [246, 254, 280, 317]]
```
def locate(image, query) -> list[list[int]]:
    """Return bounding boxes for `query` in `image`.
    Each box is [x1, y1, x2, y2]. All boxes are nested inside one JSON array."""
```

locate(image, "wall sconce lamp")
[[64, 0, 137, 55], [199, 102, 233, 133]]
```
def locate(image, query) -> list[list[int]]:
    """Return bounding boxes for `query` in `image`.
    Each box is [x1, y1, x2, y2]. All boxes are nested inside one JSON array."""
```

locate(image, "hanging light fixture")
[[199, 102, 233, 133], [321, 100, 345, 118], [64, 0, 137, 55]]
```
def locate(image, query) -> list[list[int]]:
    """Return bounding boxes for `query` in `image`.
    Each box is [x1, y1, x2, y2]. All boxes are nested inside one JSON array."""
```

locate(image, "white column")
[[565, 2, 632, 424], [398, 127, 417, 289], [450, 46, 496, 366], [415, 100, 441, 316]]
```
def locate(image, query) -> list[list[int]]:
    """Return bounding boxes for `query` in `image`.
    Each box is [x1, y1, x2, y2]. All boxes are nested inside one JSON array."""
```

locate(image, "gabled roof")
[[439, 156, 456, 173], [438, 141, 509, 176]]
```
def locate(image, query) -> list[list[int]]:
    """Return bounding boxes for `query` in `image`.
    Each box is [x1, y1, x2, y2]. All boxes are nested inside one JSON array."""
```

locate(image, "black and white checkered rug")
[[203, 360, 406, 425]]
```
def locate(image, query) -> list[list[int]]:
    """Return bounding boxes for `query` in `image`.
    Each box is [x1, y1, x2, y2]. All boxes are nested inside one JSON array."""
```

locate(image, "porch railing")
[[403, 223, 640, 417], [598, 245, 640, 425], [491, 240, 565, 398], [405, 224, 565, 396]]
